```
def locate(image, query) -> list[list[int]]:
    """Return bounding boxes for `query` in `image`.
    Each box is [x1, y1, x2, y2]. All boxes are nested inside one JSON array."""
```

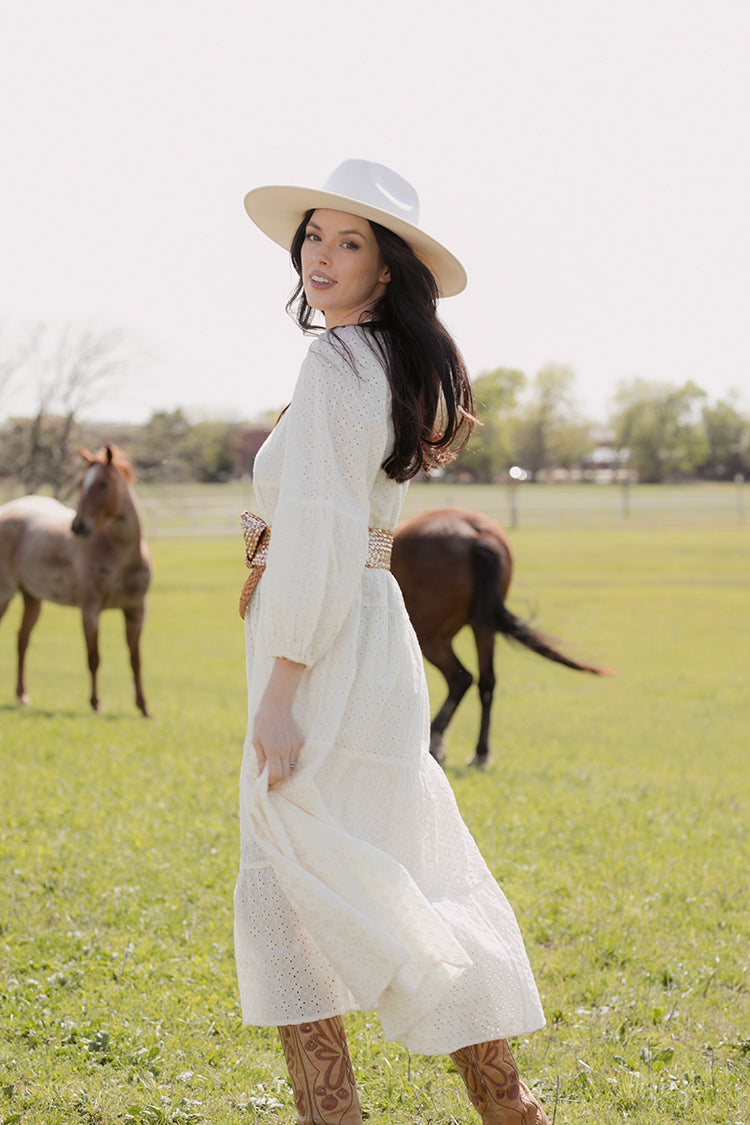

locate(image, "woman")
[[235, 159, 549, 1125]]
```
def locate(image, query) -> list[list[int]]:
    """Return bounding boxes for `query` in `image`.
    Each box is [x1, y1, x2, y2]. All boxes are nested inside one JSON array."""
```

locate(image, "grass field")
[[1, 483, 748, 1124]]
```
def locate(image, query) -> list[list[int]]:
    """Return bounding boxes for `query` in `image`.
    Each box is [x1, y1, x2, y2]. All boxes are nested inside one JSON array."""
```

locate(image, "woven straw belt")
[[239, 511, 394, 620]]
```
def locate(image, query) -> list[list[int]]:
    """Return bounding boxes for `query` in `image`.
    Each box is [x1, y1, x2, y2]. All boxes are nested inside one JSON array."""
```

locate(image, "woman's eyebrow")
[[307, 220, 367, 239]]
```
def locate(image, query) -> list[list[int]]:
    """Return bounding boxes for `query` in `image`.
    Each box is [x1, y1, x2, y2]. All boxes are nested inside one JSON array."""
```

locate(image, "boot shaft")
[[450, 1039, 549, 1125], [278, 1017, 363, 1125]]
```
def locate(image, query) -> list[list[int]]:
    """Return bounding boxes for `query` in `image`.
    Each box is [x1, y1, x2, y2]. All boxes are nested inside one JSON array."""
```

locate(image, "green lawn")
[[1, 484, 748, 1124]]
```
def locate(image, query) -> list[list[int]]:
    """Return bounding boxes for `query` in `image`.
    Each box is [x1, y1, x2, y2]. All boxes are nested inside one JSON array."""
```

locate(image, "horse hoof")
[[18, 693, 31, 707], [466, 754, 491, 770]]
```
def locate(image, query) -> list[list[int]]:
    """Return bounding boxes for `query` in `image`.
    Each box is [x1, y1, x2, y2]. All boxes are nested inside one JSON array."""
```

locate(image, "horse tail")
[[494, 602, 607, 674], [470, 538, 607, 676]]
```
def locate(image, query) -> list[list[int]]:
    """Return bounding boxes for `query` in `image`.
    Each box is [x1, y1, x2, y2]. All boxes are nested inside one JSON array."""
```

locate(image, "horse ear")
[[78, 446, 94, 463], [106, 445, 114, 465]]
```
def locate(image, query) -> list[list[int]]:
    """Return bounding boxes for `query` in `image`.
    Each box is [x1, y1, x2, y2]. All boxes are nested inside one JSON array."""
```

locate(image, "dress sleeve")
[[257, 332, 391, 667]]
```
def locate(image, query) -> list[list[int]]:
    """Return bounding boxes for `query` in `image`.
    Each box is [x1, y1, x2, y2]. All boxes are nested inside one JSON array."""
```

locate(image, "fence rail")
[[1, 479, 744, 535], [134, 481, 748, 537]]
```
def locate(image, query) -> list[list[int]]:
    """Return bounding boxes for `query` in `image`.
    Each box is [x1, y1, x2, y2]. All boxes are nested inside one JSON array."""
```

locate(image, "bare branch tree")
[[0, 323, 45, 406], [46, 325, 135, 496], [3, 323, 139, 498]]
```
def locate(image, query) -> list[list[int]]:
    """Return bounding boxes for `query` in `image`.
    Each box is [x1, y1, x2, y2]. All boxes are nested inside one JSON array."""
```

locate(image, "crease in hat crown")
[[243, 158, 467, 298], [322, 160, 420, 226]]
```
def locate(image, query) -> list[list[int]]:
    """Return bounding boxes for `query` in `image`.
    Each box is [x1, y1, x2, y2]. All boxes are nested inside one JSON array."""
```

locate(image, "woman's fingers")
[[267, 755, 287, 789], [254, 742, 267, 774], [266, 750, 301, 789], [253, 733, 303, 788]]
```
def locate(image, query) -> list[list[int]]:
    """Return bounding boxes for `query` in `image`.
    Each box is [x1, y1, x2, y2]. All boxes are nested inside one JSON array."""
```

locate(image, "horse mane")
[[78, 444, 137, 485]]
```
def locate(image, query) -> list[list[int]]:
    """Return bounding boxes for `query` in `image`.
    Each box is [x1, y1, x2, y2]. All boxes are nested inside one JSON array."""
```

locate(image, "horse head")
[[71, 444, 136, 538]]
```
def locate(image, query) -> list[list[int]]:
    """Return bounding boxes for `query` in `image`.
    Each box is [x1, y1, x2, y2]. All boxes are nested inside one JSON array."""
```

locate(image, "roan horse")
[[0, 445, 152, 715], [391, 507, 607, 768]]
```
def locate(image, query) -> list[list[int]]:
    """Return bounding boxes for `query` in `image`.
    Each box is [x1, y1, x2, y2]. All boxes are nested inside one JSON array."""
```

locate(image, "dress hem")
[[240, 1008, 547, 1057]]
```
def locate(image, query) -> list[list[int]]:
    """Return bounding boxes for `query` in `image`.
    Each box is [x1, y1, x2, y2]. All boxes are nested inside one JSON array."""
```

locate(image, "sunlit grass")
[[1, 487, 748, 1123]]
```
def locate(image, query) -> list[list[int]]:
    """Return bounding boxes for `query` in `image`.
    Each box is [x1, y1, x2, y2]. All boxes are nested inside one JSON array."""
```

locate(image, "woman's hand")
[[253, 657, 306, 789], [253, 700, 304, 788]]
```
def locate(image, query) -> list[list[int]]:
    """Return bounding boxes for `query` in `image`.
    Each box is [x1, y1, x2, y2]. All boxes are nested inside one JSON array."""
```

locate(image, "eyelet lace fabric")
[[234, 327, 544, 1054]]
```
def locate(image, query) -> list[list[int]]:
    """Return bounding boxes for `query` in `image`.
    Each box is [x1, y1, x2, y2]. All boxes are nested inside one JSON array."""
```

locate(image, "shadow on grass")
[[0, 701, 147, 722]]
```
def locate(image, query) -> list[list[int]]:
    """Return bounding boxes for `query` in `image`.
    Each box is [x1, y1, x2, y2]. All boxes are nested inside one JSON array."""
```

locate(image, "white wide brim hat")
[[243, 159, 467, 298]]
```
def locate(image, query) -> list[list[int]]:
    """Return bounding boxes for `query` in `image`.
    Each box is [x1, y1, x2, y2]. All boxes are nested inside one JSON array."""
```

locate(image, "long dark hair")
[[286, 210, 475, 482]]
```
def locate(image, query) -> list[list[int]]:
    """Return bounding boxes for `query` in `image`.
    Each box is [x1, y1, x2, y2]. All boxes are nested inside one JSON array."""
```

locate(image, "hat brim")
[[243, 184, 467, 298]]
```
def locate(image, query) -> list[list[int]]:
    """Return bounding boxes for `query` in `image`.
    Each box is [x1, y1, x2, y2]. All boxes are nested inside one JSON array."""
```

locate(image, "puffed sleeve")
[[256, 331, 391, 667]]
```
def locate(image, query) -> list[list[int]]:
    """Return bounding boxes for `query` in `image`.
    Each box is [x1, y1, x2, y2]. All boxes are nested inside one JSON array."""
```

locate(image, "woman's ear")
[[379, 264, 392, 284]]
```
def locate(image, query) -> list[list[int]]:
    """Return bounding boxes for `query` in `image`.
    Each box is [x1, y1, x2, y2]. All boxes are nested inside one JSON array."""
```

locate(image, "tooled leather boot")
[[450, 1039, 549, 1125], [278, 1016, 363, 1125]]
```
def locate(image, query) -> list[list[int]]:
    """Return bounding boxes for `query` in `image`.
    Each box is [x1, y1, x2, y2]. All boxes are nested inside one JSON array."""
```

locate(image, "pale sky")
[[2, 0, 748, 426]]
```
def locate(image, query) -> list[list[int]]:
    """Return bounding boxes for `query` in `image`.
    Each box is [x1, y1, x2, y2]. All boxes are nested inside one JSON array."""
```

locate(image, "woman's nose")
[[313, 242, 330, 263]]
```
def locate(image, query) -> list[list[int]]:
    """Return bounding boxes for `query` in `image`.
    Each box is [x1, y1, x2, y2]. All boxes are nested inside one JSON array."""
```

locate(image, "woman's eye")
[[342, 241, 359, 250], [305, 231, 320, 242]]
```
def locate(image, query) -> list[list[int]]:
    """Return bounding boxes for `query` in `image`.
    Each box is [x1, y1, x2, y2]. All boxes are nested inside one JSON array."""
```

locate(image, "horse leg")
[[16, 591, 42, 705], [81, 607, 101, 713], [468, 626, 497, 769], [467, 537, 508, 769], [420, 637, 474, 764], [124, 606, 150, 717], [0, 594, 12, 632]]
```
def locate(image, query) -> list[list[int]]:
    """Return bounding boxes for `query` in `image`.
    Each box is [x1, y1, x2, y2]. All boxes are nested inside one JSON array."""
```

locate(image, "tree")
[[0, 324, 43, 408], [1, 323, 138, 497], [132, 409, 195, 481], [131, 413, 246, 482], [185, 420, 241, 482], [610, 378, 708, 482], [457, 367, 526, 481], [699, 393, 749, 479], [511, 363, 592, 480]]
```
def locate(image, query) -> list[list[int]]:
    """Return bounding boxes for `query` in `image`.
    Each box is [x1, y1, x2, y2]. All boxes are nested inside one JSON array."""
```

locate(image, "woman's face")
[[300, 209, 391, 329]]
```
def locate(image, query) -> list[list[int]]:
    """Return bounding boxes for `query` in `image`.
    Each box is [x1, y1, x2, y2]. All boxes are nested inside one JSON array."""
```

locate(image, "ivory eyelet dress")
[[234, 326, 545, 1055]]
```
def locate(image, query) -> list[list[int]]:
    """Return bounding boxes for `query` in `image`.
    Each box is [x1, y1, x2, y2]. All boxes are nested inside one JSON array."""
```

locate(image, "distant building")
[[580, 445, 634, 483]]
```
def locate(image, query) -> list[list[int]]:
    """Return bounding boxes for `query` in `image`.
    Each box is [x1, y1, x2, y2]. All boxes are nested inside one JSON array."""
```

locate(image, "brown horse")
[[391, 507, 607, 768], [0, 445, 152, 715]]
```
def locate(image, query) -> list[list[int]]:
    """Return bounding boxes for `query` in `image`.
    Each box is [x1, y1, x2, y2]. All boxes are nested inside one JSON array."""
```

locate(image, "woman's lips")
[[308, 272, 335, 290]]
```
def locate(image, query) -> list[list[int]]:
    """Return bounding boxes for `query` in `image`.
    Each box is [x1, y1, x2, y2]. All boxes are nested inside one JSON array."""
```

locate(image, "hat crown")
[[322, 159, 420, 228]]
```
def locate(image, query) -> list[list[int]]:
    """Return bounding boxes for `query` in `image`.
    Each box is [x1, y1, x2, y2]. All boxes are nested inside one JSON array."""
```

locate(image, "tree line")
[[460, 363, 748, 484], [0, 405, 271, 499], [0, 324, 272, 498], [1, 325, 747, 497]]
